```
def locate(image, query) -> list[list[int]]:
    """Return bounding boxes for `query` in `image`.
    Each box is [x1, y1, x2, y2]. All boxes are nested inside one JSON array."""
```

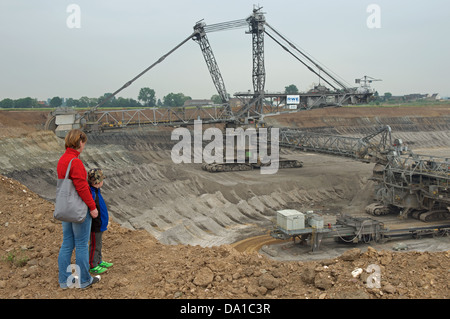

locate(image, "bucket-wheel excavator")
[[278, 125, 450, 222]]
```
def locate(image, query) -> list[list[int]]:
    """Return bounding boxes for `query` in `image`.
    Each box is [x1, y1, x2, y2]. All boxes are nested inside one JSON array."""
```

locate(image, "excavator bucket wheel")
[[44, 113, 57, 132]]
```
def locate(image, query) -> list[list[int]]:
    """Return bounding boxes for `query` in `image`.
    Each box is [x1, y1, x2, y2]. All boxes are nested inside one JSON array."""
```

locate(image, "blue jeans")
[[58, 211, 93, 288]]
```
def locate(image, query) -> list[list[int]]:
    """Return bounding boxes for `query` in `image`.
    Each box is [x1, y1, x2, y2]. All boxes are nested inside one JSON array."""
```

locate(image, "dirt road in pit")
[[232, 233, 290, 252]]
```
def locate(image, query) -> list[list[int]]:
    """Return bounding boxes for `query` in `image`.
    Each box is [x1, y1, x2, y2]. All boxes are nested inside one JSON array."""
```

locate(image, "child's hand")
[[90, 208, 99, 218]]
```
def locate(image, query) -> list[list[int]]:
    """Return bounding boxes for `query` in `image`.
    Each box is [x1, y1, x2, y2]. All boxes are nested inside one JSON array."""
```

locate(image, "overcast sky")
[[1, 0, 449, 101]]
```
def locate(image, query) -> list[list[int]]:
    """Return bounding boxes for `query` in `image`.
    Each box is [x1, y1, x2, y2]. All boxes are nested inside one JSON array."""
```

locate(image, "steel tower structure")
[[192, 21, 233, 118], [235, 7, 266, 119]]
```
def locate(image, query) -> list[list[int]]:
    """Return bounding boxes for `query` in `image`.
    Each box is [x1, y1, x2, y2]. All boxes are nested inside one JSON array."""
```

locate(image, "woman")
[[57, 129, 100, 289]]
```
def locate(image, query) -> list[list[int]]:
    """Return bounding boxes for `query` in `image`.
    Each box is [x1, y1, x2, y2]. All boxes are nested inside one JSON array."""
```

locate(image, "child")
[[87, 168, 113, 274]]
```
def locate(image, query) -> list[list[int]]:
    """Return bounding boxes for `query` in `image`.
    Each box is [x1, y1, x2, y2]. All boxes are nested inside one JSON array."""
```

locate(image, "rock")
[[383, 283, 396, 294], [272, 268, 283, 278], [258, 273, 280, 290], [174, 291, 183, 298], [301, 266, 316, 284], [360, 271, 369, 284], [334, 288, 370, 299], [230, 286, 246, 295], [351, 268, 363, 278], [26, 258, 38, 266], [340, 248, 361, 261], [314, 273, 333, 290], [380, 254, 392, 265], [193, 267, 214, 287], [247, 284, 259, 296], [242, 267, 254, 277], [321, 259, 337, 266], [38, 257, 52, 268], [14, 279, 29, 289], [393, 242, 408, 251], [257, 286, 267, 295]]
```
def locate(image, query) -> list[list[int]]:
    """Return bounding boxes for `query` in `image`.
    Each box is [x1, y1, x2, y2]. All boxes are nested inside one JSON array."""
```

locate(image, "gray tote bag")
[[53, 158, 88, 223]]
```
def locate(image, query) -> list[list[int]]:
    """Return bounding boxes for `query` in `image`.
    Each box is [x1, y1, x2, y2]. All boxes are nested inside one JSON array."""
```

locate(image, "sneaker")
[[82, 275, 101, 289], [98, 261, 113, 268], [90, 265, 107, 274]]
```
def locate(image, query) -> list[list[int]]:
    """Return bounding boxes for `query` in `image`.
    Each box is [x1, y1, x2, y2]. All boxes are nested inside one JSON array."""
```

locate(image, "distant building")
[[404, 94, 427, 102], [183, 99, 214, 107], [425, 93, 439, 100], [389, 95, 405, 102], [403, 93, 439, 102]]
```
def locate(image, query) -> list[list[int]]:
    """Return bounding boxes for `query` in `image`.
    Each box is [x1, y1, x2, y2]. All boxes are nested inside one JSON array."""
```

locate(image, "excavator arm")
[[279, 125, 393, 163]]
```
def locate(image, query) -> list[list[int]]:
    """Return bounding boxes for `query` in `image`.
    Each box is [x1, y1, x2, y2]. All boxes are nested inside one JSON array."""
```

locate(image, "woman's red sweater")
[[57, 147, 96, 211]]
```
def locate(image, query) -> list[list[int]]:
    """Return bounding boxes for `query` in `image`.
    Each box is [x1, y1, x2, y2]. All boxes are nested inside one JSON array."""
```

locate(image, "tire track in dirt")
[[231, 233, 290, 252]]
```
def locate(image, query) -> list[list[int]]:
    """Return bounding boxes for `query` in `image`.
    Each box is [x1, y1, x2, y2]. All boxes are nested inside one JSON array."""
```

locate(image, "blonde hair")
[[65, 129, 87, 150]]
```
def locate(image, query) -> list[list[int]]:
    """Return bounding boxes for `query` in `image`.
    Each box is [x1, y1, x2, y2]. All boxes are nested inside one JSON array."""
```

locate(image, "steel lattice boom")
[[279, 125, 393, 162], [193, 22, 233, 117]]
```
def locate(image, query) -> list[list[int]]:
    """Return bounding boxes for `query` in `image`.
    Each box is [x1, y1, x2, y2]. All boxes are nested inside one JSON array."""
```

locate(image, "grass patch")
[[2, 249, 29, 267]]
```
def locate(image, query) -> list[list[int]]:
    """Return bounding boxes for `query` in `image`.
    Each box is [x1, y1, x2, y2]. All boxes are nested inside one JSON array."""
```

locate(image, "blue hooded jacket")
[[90, 186, 109, 232]]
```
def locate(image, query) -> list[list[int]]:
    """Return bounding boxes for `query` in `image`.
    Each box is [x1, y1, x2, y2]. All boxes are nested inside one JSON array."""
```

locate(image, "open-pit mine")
[[1, 106, 450, 300], [1, 106, 449, 250]]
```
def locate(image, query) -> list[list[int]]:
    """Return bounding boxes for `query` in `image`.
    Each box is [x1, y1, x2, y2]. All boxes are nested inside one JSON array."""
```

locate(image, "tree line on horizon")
[[1, 84, 408, 109], [0, 87, 216, 109], [0, 84, 301, 109]]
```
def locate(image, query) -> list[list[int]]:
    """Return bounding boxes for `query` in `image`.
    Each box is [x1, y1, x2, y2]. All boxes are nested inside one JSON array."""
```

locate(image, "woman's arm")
[[70, 158, 97, 212]]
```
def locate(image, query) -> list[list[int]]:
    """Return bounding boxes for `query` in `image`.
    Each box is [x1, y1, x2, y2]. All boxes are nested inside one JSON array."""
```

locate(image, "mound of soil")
[[0, 175, 448, 299]]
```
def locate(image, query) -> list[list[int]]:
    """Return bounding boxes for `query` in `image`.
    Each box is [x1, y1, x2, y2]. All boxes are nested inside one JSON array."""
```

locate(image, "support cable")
[[204, 19, 248, 33], [265, 30, 339, 91], [265, 22, 350, 91], [334, 220, 371, 243], [84, 32, 196, 117]]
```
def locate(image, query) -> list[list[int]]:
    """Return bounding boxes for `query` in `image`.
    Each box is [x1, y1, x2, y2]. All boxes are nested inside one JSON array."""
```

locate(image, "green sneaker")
[[98, 261, 113, 268], [90, 265, 107, 274]]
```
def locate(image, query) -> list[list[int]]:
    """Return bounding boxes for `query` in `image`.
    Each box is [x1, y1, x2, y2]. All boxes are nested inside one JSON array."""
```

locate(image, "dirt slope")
[[1, 175, 449, 299]]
